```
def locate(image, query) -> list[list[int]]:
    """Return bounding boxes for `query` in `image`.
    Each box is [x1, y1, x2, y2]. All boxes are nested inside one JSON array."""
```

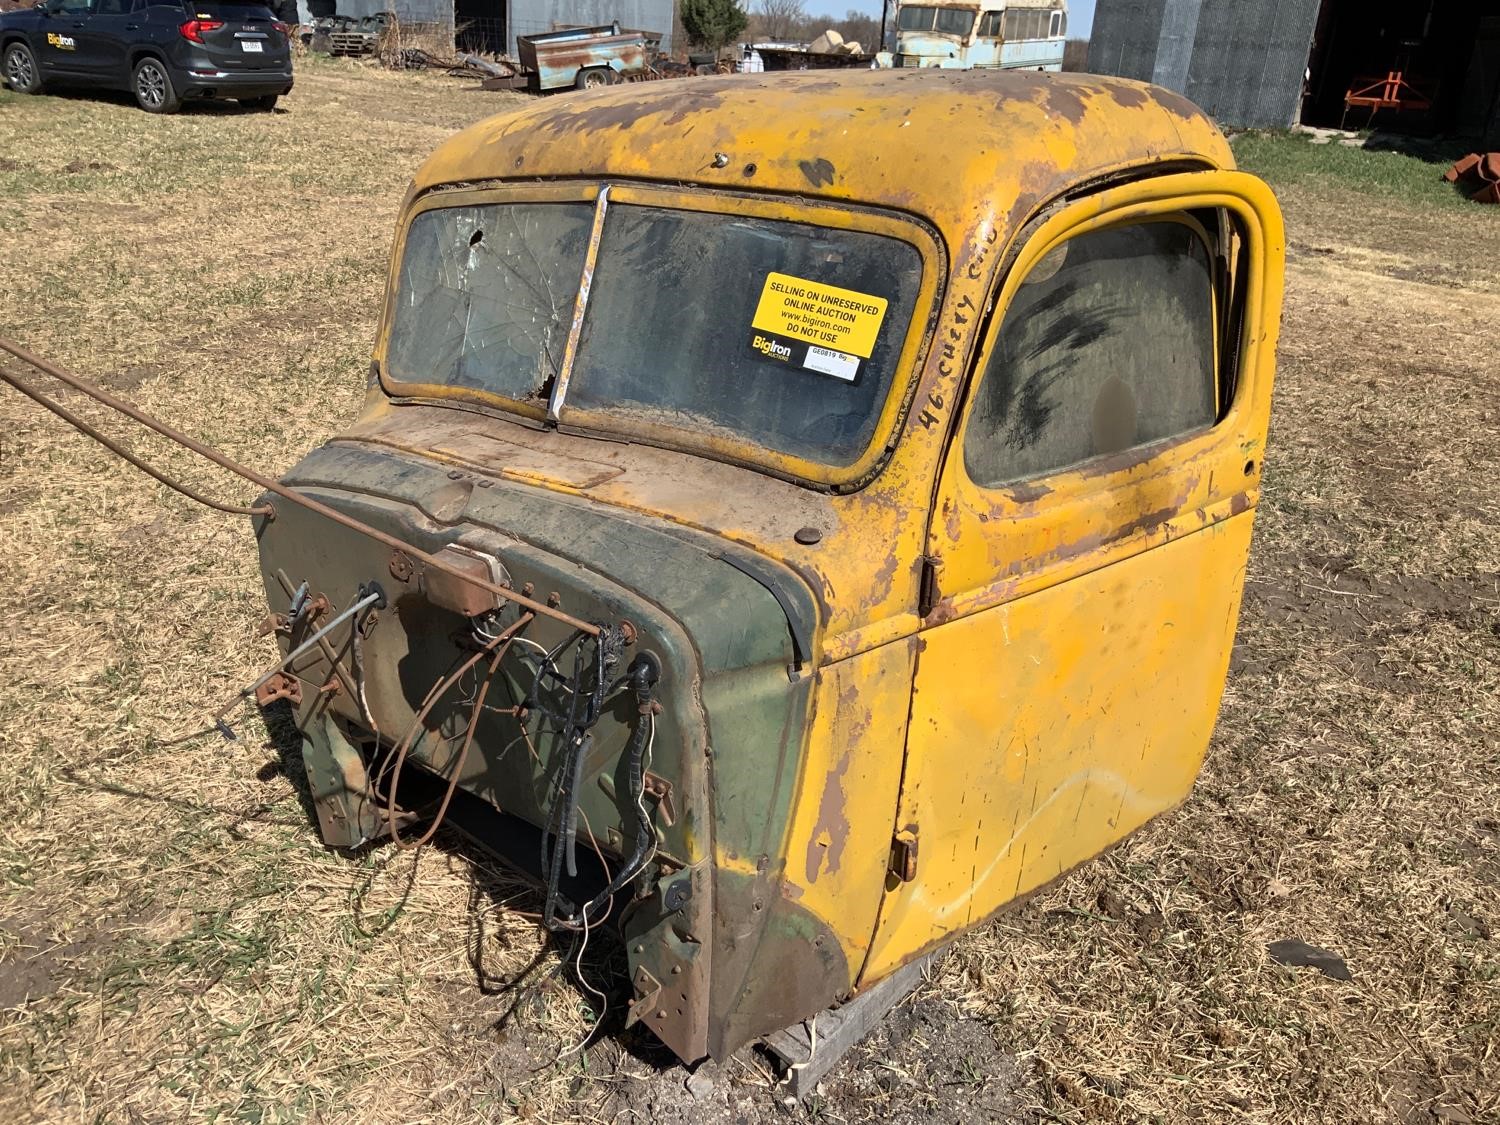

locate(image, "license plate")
[[240, 40, 263, 52]]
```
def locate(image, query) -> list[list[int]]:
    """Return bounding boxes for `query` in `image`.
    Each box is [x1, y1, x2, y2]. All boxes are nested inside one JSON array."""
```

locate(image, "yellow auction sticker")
[[751, 272, 888, 359]]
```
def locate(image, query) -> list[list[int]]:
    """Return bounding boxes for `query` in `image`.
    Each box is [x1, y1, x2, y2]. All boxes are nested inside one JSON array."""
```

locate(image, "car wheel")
[[239, 94, 278, 111], [132, 57, 180, 113], [575, 67, 611, 90], [3, 41, 43, 95]]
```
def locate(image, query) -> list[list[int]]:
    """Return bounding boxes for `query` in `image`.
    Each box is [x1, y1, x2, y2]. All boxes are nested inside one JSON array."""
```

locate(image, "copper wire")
[[385, 613, 534, 850]]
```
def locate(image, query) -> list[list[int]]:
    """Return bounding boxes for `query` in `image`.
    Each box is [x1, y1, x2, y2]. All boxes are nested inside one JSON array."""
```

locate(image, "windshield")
[[386, 199, 925, 471], [386, 203, 594, 401], [898, 6, 977, 35]]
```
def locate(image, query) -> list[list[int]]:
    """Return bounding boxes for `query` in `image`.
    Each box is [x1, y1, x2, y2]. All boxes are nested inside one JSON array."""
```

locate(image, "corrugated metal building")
[[1088, 0, 1500, 140], [1088, 0, 1320, 129], [298, 0, 675, 57]]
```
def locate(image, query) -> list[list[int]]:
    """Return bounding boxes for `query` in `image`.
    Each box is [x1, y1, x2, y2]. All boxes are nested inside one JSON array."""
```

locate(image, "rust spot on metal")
[[254, 672, 302, 708], [1005, 479, 1053, 505], [805, 747, 852, 883], [798, 158, 836, 188]]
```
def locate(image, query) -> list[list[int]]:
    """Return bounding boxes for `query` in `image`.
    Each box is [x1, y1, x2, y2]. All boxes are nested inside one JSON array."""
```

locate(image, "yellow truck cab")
[[249, 69, 1285, 1065]]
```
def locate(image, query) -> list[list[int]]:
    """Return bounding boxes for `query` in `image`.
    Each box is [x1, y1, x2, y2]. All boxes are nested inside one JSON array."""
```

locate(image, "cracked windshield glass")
[[386, 203, 594, 400], [385, 201, 924, 468]]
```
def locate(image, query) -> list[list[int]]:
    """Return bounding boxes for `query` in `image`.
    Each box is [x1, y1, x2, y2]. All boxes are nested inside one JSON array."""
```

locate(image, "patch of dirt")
[[582, 992, 1022, 1124], [100, 364, 164, 393], [0, 915, 87, 1010], [61, 160, 117, 174], [0, 487, 38, 517], [117, 514, 174, 545], [1235, 554, 1499, 689]]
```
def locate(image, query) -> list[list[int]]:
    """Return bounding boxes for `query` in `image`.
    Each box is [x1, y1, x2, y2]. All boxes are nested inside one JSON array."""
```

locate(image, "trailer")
[[492, 22, 658, 92]]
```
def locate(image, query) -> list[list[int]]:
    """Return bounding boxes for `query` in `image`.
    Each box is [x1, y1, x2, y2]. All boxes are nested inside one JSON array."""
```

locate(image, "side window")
[[1051, 11, 1065, 38], [934, 8, 974, 36], [53, 0, 91, 14], [95, 0, 129, 14], [978, 11, 1002, 37], [1003, 9, 1045, 41], [963, 218, 1219, 488]]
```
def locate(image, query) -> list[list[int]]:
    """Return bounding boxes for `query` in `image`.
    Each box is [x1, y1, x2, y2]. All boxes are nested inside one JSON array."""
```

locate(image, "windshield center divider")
[[547, 184, 610, 422]]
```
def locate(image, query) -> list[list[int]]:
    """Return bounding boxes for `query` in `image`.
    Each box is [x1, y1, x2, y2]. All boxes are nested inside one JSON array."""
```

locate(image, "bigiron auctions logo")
[[752, 334, 792, 362]]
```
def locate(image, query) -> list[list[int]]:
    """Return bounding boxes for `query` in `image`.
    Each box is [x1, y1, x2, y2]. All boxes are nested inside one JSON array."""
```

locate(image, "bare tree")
[[758, 0, 807, 41]]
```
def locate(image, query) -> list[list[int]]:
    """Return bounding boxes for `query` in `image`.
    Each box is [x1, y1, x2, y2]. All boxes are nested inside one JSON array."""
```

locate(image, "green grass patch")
[[1233, 130, 1476, 210]]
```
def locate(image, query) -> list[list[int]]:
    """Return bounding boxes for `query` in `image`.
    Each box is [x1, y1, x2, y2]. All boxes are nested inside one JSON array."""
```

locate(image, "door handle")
[[71, 19, 84, 26], [125, 22, 139, 28]]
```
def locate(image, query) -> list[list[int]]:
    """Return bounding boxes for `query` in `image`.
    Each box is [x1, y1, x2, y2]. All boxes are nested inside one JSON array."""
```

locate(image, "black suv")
[[1, 0, 292, 113]]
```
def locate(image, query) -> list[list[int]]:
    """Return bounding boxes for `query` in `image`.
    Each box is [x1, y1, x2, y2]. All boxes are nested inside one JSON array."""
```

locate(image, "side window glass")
[[54, 0, 91, 14], [963, 219, 1218, 488], [95, 0, 129, 14]]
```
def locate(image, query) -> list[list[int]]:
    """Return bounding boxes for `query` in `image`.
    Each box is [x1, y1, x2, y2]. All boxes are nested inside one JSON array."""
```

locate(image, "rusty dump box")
[[249, 70, 1285, 1064], [515, 22, 656, 91]]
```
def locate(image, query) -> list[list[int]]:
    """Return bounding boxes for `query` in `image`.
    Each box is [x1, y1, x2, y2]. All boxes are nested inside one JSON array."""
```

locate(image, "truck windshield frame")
[[379, 182, 945, 490]]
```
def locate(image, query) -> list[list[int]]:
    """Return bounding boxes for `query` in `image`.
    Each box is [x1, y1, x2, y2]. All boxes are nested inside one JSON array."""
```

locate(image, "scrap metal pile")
[[1445, 152, 1500, 204]]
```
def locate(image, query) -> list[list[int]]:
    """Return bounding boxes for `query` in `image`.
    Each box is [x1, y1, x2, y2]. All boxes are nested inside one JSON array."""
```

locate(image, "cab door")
[[862, 172, 1285, 980]]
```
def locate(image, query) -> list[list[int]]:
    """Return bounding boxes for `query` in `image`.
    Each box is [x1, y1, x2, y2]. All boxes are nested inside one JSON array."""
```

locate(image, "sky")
[[801, 0, 1097, 38]]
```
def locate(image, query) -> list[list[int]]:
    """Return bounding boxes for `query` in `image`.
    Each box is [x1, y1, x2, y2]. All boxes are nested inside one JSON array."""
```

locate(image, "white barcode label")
[[803, 345, 859, 382]]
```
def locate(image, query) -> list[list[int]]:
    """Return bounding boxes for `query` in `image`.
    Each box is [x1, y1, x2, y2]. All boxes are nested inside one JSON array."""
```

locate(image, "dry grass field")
[[1, 60, 1497, 1124]]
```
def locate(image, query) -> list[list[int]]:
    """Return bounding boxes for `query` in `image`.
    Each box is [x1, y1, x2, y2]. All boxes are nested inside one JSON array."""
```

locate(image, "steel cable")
[[0, 335, 599, 636]]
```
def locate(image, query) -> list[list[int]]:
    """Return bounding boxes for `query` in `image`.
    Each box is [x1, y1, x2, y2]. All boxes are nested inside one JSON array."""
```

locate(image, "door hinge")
[[889, 826, 919, 883], [918, 554, 943, 618]]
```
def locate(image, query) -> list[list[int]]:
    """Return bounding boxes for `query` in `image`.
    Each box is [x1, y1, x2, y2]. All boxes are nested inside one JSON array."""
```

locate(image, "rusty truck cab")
[[253, 70, 1285, 1064]]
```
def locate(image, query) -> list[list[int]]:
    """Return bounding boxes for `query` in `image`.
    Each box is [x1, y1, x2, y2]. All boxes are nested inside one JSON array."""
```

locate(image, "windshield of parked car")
[[386, 200, 925, 469]]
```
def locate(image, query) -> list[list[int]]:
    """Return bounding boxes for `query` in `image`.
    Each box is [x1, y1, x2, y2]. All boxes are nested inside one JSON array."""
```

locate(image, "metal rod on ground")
[[0, 335, 600, 637]]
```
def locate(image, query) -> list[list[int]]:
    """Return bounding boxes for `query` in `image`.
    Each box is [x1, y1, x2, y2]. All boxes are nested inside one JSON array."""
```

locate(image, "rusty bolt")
[[671, 965, 681, 975], [712, 151, 729, 168], [359, 610, 380, 637], [388, 551, 414, 583], [546, 591, 561, 608], [520, 581, 534, 597], [650, 700, 663, 715], [619, 620, 638, 646]]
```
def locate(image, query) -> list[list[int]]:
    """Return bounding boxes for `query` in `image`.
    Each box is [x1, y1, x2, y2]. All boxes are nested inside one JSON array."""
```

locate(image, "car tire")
[[3, 41, 44, 95], [239, 95, 279, 111], [575, 66, 611, 90], [132, 56, 180, 113]]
